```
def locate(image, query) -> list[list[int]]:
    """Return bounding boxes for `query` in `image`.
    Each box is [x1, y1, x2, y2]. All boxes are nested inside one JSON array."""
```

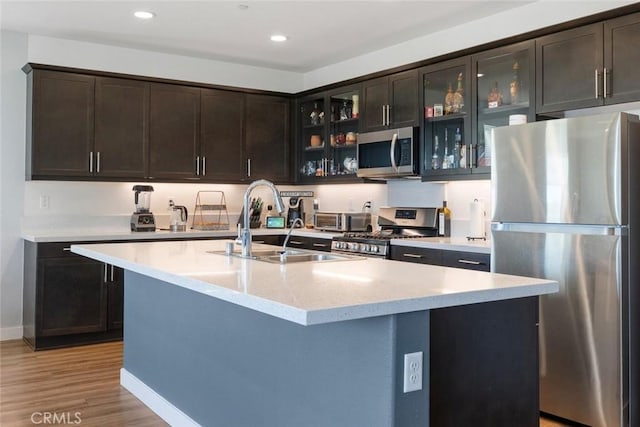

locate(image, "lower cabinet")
[[390, 245, 490, 271], [276, 235, 332, 252], [390, 244, 539, 427], [23, 241, 123, 350]]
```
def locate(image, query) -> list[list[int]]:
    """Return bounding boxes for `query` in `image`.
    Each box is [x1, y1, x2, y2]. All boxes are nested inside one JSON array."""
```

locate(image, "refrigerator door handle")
[[492, 222, 627, 236]]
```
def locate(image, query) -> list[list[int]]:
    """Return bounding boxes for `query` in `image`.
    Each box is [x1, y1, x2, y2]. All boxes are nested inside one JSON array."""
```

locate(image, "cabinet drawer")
[[390, 246, 442, 265], [38, 242, 87, 259], [441, 251, 490, 272]]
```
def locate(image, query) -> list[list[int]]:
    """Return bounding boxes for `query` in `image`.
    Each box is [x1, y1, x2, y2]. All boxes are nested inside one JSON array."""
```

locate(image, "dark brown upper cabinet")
[[244, 94, 290, 183], [148, 83, 201, 180], [536, 12, 640, 113], [94, 77, 148, 178], [28, 70, 95, 178], [361, 69, 419, 132], [200, 89, 245, 181]]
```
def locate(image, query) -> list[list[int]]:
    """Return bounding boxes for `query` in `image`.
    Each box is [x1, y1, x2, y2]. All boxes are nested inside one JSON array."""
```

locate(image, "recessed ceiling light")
[[270, 34, 287, 42], [134, 11, 155, 19]]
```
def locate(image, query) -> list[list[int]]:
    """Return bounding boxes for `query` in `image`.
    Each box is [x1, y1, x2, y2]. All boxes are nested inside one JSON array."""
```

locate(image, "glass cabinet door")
[[327, 85, 360, 178], [298, 95, 326, 180], [473, 40, 535, 173], [421, 57, 472, 178]]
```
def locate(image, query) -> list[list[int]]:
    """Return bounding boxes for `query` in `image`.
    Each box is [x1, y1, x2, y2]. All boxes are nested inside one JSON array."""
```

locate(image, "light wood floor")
[[1, 339, 572, 426], [0, 340, 166, 426]]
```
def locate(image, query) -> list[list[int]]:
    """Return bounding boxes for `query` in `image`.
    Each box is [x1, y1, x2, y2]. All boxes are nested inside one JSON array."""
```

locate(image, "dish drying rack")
[[191, 191, 230, 230]]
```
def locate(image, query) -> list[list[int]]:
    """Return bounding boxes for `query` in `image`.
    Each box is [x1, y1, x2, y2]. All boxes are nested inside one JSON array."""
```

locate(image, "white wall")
[[304, 1, 635, 89], [1, 31, 28, 340], [28, 35, 303, 93]]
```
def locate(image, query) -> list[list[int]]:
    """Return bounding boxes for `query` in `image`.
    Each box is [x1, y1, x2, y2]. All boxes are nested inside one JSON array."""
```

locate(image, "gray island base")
[[121, 271, 538, 427]]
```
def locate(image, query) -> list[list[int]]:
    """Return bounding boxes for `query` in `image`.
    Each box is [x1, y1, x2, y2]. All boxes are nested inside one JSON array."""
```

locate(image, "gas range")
[[331, 207, 439, 258]]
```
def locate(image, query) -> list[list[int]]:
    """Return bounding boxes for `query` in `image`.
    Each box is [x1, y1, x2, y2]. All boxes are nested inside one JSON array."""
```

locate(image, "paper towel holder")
[[466, 198, 487, 241]]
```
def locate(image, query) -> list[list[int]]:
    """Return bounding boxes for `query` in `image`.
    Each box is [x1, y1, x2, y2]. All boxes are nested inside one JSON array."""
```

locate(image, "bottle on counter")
[[439, 201, 451, 237]]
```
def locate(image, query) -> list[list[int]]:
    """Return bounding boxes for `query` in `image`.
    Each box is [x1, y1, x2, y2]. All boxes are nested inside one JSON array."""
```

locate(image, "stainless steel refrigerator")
[[490, 112, 639, 427]]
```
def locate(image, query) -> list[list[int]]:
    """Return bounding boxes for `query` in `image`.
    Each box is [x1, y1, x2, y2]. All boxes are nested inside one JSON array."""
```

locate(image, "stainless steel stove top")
[[332, 207, 439, 258]]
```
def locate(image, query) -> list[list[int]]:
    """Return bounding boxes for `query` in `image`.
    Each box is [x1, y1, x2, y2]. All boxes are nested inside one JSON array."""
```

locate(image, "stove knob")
[[350, 243, 359, 251], [362, 244, 370, 252], [370, 245, 379, 253]]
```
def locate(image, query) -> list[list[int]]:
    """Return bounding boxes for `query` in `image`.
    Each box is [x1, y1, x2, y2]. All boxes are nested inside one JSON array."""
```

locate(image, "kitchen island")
[[72, 239, 557, 427]]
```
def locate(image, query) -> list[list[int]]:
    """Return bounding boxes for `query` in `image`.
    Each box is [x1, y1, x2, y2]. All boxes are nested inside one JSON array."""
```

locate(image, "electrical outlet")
[[403, 351, 423, 393], [39, 195, 50, 210], [168, 197, 175, 207]]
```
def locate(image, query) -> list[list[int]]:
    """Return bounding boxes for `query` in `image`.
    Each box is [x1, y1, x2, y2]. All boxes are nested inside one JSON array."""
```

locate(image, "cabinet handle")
[[603, 68, 609, 98], [458, 259, 483, 265], [196, 156, 200, 176], [96, 152, 100, 173], [62, 247, 71, 251], [104, 264, 108, 282], [247, 158, 251, 177], [89, 152, 94, 173], [110, 265, 115, 282], [594, 69, 600, 99], [312, 243, 328, 248], [290, 240, 304, 245], [202, 156, 206, 176], [386, 105, 391, 126], [253, 240, 265, 244], [382, 105, 386, 126], [403, 253, 423, 259]]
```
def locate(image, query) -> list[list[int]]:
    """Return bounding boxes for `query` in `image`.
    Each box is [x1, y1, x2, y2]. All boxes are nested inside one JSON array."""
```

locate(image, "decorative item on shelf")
[[343, 157, 357, 174], [425, 106, 434, 118], [346, 132, 357, 145], [431, 135, 440, 170], [340, 101, 351, 121], [453, 128, 462, 168], [433, 104, 443, 117], [336, 133, 346, 145], [510, 61, 520, 104], [453, 73, 464, 113], [442, 128, 450, 169], [352, 95, 359, 118], [330, 134, 336, 146], [310, 102, 322, 125], [487, 81, 503, 108], [310, 134, 322, 147], [444, 83, 455, 114]]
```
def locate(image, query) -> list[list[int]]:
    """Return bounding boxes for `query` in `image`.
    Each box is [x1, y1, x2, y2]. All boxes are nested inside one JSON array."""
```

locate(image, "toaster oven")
[[314, 212, 372, 232]]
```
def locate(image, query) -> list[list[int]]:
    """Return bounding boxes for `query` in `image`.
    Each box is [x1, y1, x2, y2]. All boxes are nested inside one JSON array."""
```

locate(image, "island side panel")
[[122, 271, 429, 427], [429, 297, 539, 427]]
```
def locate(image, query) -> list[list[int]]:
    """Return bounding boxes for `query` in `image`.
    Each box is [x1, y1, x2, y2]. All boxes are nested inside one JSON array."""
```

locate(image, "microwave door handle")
[[390, 133, 399, 171]]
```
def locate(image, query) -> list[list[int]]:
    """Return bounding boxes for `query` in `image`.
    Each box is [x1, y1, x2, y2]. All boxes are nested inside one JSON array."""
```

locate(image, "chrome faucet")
[[239, 179, 286, 258], [282, 217, 305, 255]]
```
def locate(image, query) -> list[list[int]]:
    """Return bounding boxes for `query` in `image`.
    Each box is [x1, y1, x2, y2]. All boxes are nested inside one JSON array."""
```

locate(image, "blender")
[[130, 185, 156, 232]]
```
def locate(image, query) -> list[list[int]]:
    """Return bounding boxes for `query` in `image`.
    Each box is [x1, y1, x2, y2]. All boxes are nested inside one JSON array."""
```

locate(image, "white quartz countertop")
[[71, 240, 556, 326], [21, 227, 339, 243], [391, 237, 491, 254]]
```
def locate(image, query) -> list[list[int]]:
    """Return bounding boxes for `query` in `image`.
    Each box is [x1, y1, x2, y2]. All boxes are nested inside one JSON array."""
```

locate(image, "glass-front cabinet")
[[472, 40, 535, 174], [421, 57, 473, 179], [420, 41, 535, 181], [296, 84, 361, 183]]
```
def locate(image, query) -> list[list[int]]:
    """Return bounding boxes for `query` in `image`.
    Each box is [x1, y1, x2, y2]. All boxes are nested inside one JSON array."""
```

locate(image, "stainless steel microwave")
[[356, 127, 420, 178], [314, 212, 371, 232]]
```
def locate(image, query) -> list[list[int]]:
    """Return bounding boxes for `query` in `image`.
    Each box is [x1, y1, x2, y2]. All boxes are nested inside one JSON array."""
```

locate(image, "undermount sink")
[[207, 248, 358, 264], [257, 252, 354, 264]]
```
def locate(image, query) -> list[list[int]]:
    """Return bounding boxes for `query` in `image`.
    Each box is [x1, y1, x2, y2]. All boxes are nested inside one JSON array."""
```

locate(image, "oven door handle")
[[390, 133, 399, 172]]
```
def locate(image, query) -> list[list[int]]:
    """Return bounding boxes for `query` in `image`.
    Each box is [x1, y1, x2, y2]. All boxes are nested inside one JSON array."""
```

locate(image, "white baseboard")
[[0, 326, 23, 341], [120, 368, 200, 427]]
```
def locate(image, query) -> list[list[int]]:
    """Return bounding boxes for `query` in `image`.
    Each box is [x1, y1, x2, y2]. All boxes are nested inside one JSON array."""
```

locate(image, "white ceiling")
[[0, 1, 534, 72]]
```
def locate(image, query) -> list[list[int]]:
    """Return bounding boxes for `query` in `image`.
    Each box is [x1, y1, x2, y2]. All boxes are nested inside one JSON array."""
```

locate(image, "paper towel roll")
[[468, 199, 485, 238]]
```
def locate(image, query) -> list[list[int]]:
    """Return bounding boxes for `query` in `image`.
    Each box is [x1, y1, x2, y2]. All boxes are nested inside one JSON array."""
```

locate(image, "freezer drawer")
[[492, 227, 624, 427]]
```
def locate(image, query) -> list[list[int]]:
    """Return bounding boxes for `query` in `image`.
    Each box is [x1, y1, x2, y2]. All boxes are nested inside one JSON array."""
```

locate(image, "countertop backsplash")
[[23, 179, 490, 237]]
